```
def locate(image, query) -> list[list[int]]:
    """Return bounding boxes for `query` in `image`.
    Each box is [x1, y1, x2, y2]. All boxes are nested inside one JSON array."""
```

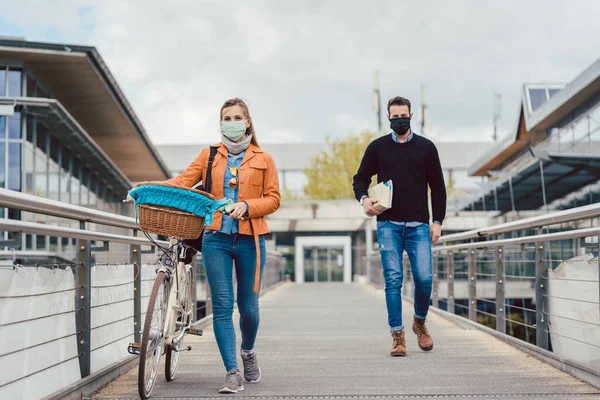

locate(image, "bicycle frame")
[[159, 239, 194, 347]]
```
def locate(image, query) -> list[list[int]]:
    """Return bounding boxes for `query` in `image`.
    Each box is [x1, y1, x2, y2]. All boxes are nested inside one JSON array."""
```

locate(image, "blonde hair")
[[220, 98, 259, 147]]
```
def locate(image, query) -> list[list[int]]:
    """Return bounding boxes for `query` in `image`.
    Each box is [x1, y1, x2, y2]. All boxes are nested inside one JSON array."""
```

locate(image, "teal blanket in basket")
[[128, 185, 230, 227]]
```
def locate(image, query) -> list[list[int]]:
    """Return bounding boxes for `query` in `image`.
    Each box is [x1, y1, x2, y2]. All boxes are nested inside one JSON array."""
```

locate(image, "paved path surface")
[[93, 283, 600, 399]]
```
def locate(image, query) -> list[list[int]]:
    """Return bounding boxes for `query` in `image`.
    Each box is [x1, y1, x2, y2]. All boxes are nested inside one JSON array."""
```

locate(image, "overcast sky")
[[1, 0, 599, 145]]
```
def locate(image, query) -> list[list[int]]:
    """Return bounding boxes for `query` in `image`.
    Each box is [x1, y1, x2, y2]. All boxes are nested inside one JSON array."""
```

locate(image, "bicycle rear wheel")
[[165, 266, 193, 381], [138, 271, 169, 399]]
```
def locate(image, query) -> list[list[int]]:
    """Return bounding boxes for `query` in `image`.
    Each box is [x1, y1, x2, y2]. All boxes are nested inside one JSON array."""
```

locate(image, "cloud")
[[1, 0, 599, 145]]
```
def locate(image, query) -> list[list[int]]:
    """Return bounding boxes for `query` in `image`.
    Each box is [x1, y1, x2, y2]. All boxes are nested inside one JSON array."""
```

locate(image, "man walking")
[[353, 96, 446, 357]]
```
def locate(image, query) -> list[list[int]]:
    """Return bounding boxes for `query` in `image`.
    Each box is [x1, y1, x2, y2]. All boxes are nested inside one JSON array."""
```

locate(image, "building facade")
[[0, 38, 170, 263], [157, 140, 492, 211], [464, 57, 600, 216]]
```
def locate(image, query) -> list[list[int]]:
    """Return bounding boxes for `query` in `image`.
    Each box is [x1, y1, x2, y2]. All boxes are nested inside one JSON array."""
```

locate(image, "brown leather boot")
[[390, 330, 406, 357], [412, 317, 433, 351]]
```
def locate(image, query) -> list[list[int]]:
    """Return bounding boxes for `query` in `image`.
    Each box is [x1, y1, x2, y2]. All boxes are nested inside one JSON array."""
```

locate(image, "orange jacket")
[[166, 143, 281, 292]]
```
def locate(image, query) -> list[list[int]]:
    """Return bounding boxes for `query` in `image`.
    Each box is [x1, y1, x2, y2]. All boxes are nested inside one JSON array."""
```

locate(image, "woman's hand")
[[229, 202, 248, 220]]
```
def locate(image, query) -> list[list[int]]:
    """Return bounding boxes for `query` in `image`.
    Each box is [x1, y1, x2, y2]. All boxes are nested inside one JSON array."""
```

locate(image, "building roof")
[[3, 97, 132, 194], [156, 142, 324, 174], [461, 152, 600, 213], [157, 140, 493, 176], [0, 38, 171, 183], [469, 57, 600, 177]]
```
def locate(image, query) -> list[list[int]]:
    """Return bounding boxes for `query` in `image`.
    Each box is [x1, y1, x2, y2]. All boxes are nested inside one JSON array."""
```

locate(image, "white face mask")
[[221, 120, 247, 141]]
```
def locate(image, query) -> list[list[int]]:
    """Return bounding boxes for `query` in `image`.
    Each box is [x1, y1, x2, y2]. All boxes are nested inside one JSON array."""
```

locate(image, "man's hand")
[[362, 198, 382, 217], [430, 223, 442, 244], [229, 202, 248, 220]]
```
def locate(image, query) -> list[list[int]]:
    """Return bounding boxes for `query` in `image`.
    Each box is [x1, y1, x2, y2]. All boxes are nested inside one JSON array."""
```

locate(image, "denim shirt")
[[389, 131, 440, 227], [219, 150, 246, 235]]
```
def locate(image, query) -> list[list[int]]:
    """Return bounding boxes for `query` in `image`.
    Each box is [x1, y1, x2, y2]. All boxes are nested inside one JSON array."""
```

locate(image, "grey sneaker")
[[241, 349, 262, 383], [219, 370, 244, 394]]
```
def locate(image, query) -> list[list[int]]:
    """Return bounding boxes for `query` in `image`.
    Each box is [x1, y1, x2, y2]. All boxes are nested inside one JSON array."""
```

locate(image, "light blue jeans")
[[376, 221, 432, 332], [202, 231, 266, 372]]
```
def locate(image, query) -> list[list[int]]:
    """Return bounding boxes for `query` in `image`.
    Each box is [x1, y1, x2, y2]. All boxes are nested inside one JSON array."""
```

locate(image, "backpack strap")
[[204, 146, 218, 193]]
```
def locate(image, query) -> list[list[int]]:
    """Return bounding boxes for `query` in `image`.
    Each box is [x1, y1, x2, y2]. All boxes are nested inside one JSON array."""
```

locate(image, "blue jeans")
[[202, 231, 266, 372], [376, 221, 432, 332]]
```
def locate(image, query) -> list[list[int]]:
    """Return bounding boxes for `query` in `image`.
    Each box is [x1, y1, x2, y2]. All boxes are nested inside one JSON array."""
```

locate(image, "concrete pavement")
[[93, 283, 600, 400]]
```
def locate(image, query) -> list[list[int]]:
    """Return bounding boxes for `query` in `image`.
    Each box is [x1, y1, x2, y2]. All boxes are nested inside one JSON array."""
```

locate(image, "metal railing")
[[367, 203, 600, 378], [438, 201, 600, 243], [0, 188, 285, 399]]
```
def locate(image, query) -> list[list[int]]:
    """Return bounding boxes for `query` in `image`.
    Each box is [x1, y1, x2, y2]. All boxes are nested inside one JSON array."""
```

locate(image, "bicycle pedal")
[[175, 345, 192, 352], [185, 328, 203, 336], [127, 343, 141, 355]]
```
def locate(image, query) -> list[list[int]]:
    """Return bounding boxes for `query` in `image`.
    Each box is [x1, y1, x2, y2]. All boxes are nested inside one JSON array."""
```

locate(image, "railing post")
[[432, 253, 439, 308], [191, 256, 198, 321], [75, 223, 91, 378], [469, 249, 477, 321], [448, 251, 455, 314], [535, 228, 550, 350], [496, 244, 506, 334], [131, 232, 142, 343]]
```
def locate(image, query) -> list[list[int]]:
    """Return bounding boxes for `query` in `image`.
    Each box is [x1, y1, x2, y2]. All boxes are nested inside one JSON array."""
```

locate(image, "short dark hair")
[[387, 96, 411, 114]]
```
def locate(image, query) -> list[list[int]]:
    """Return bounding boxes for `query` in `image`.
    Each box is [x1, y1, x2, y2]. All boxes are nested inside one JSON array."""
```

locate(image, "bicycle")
[[125, 184, 234, 399], [127, 237, 198, 399]]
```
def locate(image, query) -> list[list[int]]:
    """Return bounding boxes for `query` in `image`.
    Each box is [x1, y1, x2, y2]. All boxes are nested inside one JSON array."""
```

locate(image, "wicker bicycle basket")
[[134, 182, 215, 239]]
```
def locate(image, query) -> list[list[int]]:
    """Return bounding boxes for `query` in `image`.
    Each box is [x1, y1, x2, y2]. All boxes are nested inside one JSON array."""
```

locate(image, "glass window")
[[8, 112, 21, 139], [72, 158, 81, 205], [23, 143, 34, 195], [0, 67, 6, 96], [49, 236, 58, 252], [0, 116, 5, 139], [34, 146, 47, 197], [36, 124, 47, 151], [26, 74, 35, 97], [26, 117, 33, 142], [7, 70, 22, 97], [0, 142, 4, 188], [61, 148, 71, 203], [48, 160, 60, 201], [528, 88, 548, 112], [36, 234, 46, 250], [8, 208, 21, 221], [548, 88, 561, 98], [61, 148, 70, 171], [81, 167, 90, 205], [8, 143, 21, 191], [50, 136, 60, 164]]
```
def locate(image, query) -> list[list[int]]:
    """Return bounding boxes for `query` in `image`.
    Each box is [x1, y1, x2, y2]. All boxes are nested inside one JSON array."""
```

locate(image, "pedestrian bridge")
[[0, 188, 599, 400], [94, 283, 599, 400]]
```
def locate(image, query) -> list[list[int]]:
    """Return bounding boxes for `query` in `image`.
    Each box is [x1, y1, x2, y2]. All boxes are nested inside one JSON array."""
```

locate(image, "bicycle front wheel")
[[138, 271, 169, 399], [165, 266, 193, 381]]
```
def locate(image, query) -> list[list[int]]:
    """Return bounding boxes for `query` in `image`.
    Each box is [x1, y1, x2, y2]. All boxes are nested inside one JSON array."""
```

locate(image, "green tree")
[[303, 131, 377, 200], [303, 131, 467, 201]]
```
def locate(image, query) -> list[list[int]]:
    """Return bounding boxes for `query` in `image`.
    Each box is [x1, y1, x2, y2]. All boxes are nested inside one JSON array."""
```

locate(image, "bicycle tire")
[[138, 271, 169, 399], [165, 267, 193, 381]]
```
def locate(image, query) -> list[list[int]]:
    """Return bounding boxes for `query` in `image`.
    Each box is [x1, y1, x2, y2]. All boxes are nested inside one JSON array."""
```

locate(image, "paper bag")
[[368, 180, 393, 212]]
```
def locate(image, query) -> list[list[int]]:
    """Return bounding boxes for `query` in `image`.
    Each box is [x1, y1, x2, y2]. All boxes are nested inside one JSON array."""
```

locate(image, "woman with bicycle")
[[166, 98, 280, 393]]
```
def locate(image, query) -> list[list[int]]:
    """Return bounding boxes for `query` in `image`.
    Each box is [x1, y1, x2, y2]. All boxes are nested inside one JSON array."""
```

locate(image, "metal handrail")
[[434, 226, 600, 253], [438, 202, 600, 244], [0, 188, 137, 229], [0, 219, 168, 247]]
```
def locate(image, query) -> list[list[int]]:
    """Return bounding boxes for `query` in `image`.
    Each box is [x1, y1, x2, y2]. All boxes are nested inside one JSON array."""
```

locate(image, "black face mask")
[[390, 117, 411, 136]]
